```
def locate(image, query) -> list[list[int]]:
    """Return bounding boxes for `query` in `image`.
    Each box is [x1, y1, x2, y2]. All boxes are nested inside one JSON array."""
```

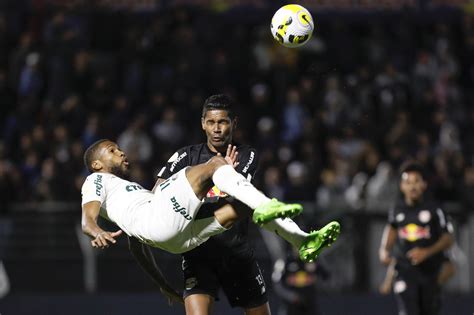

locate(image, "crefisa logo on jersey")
[[170, 196, 192, 220], [126, 184, 143, 192], [94, 175, 103, 196]]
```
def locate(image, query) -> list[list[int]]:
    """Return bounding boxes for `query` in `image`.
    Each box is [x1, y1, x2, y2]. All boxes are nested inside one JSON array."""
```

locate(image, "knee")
[[208, 155, 227, 169]]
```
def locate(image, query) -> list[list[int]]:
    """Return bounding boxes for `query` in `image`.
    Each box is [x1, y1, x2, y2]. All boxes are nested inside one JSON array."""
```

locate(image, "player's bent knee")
[[207, 155, 227, 169]]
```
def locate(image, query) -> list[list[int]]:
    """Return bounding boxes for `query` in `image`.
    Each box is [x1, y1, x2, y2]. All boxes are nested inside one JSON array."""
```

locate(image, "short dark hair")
[[202, 94, 235, 119], [399, 160, 426, 180], [83, 139, 110, 173]]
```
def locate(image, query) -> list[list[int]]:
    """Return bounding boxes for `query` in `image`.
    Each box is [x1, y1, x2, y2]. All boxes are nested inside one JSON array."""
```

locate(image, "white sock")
[[212, 165, 270, 209], [262, 218, 308, 248]]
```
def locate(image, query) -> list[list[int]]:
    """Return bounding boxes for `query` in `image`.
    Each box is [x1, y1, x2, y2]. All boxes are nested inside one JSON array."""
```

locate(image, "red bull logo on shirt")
[[398, 223, 431, 242], [286, 271, 316, 288], [206, 185, 228, 198]]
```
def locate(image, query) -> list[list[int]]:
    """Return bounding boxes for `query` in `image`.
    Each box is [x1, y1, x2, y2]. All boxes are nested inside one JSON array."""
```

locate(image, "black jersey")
[[157, 143, 258, 258], [388, 199, 452, 275]]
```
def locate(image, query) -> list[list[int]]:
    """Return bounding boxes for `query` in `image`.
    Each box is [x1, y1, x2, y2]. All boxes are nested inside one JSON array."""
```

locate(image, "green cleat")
[[252, 198, 303, 225], [299, 221, 341, 262]]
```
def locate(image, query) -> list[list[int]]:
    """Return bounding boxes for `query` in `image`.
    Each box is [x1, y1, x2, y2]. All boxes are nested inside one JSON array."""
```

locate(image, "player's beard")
[[110, 164, 128, 178]]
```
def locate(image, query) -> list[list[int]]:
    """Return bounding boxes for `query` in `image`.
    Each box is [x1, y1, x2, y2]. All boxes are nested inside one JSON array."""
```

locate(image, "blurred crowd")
[[1, 3, 474, 219]]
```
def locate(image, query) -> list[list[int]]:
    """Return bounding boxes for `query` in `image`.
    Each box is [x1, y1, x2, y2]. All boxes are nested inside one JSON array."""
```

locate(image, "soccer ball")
[[270, 4, 314, 48]]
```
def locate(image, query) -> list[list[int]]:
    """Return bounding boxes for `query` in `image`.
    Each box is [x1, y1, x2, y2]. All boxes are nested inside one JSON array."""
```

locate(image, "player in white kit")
[[80, 139, 313, 253]]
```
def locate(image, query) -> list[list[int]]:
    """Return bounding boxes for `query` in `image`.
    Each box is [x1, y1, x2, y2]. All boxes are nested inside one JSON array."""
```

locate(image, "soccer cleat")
[[299, 221, 341, 262], [252, 198, 303, 225]]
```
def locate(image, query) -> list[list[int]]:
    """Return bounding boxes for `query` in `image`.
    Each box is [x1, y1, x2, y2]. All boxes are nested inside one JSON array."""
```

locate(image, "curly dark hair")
[[83, 139, 110, 173]]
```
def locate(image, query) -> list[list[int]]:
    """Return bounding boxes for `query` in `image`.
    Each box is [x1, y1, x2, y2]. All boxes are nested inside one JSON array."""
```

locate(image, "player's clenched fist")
[[91, 230, 123, 249]]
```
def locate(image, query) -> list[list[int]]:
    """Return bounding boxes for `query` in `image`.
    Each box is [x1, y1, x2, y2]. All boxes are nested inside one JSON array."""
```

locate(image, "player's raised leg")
[[184, 156, 303, 226], [186, 156, 340, 262]]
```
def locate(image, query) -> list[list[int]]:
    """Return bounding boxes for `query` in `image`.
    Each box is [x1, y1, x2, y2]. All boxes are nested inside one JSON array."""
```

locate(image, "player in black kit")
[[130, 94, 337, 314], [272, 245, 329, 315], [157, 94, 269, 314], [379, 161, 454, 315]]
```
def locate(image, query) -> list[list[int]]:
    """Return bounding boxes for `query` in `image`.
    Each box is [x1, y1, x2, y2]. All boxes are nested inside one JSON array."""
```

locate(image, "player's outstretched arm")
[[127, 237, 183, 305], [81, 201, 122, 249]]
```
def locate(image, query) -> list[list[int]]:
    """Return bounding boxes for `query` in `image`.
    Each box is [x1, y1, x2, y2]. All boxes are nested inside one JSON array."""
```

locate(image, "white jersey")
[[81, 172, 154, 239], [81, 170, 226, 254]]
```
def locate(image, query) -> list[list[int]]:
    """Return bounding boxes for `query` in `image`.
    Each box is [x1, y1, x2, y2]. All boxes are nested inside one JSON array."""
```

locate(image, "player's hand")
[[406, 247, 430, 265], [224, 144, 239, 168], [91, 230, 123, 249], [379, 249, 392, 265], [160, 286, 184, 306]]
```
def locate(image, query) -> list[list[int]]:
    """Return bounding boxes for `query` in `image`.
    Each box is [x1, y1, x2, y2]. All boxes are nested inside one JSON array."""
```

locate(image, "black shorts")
[[182, 253, 268, 308], [394, 267, 441, 315]]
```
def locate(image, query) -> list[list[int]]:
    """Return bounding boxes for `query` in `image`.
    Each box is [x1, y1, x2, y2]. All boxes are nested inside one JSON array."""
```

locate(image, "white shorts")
[[141, 168, 227, 254]]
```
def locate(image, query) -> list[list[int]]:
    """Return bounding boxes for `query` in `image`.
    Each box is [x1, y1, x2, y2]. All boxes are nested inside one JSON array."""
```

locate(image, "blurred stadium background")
[[0, 0, 474, 314]]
